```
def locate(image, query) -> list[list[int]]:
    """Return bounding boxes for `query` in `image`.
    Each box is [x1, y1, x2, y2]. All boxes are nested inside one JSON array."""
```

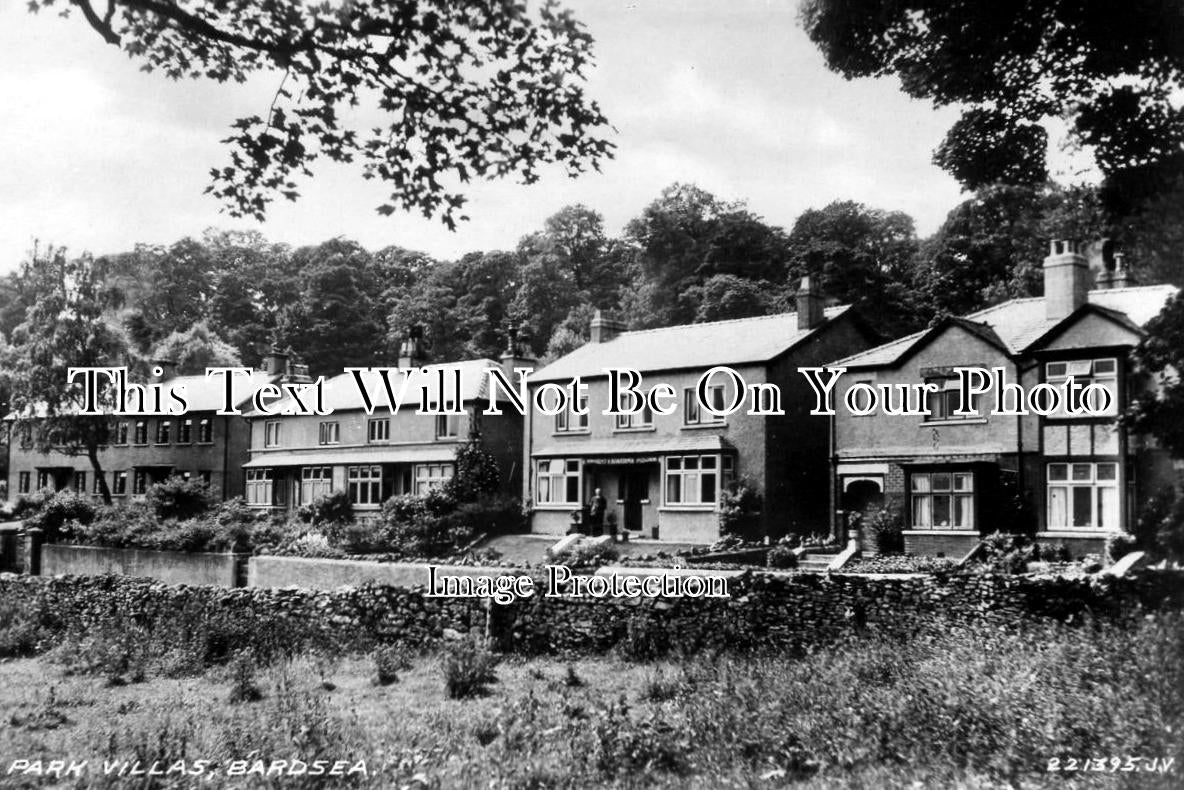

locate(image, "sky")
[[0, 1, 1094, 270]]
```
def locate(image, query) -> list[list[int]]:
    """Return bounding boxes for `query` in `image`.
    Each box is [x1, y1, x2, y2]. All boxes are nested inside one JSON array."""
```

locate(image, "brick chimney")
[[589, 310, 625, 343], [1111, 252, 1134, 288], [398, 325, 427, 368], [1044, 240, 1089, 321], [796, 276, 825, 331], [262, 345, 289, 376], [499, 325, 537, 377], [149, 358, 177, 382]]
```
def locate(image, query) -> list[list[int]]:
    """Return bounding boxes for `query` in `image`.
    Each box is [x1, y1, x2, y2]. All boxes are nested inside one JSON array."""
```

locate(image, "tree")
[[683, 274, 773, 323], [1128, 293, 1184, 460], [33, 0, 614, 227], [3, 247, 132, 504], [784, 200, 921, 333], [801, 0, 1184, 190], [150, 322, 242, 375]]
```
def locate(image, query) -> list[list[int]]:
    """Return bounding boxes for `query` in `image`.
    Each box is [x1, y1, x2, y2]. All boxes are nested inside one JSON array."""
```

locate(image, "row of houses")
[[6, 241, 1178, 556]]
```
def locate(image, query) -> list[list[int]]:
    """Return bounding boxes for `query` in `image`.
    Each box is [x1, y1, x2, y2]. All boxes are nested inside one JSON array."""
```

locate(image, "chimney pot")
[[398, 325, 427, 368], [589, 310, 625, 343], [262, 345, 289, 376]]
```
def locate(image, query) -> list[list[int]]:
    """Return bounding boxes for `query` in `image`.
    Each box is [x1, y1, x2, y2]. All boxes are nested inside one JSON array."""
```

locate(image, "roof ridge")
[[613, 304, 849, 338]]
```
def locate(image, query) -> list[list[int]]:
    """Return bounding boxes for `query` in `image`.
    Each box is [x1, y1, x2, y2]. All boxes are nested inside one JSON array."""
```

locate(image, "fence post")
[[26, 527, 43, 576]]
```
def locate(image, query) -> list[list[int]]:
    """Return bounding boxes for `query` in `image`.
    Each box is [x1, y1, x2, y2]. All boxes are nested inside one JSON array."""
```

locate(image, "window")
[[178, 419, 192, 443], [155, 420, 171, 444], [1047, 462, 1119, 529], [368, 418, 390, 443], [73, 471, 87, 494], [925, 378, 981, 421], [535, 459, 580, 505], [133, 420, 148, 444], [301, 466, 333, 503], [114, 422, 129, 445], [112, 471, 127, 496], [264, 421, 282, 447], [197, 418, 213, 443], [414, 463, 454, 496], [245, 469, 274, 506], [664, 455, 720, 506], [555, 391, 590, 433], [684, 385, 726, 426], [348, 465, 383, 505], [1045, 358, 1119, 417], [197, 470, 212, 486], [435, 413, 460, 439], [36, 471, 50, 491], [132, 470, 149, 496], [93, 473, 103, 495], [615, 395, 654, 430], [318, 422, 340, 445], [18, 472, 29, 494], [911, 472, 974, 529]]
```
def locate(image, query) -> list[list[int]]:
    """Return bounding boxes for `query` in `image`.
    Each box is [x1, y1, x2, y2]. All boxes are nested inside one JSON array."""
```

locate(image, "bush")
[[23, 489, 97, 542], [551, 539, 619, 568], [0, 598, 48, 658], [297, 489, 353, 526], [373, 644, 412, 686], [1106, 533, 1138, 564], [442, 637, 499, 699], [767, 542, 798, 569], [227, 650, 263, 703], [443, 439, 501, 502], [868, 506, 904, 554], [979, 532, 1036, 574], [719, 478, 762, 536], [145, 475, 216, 521], [1134, 487, 1184, 563]]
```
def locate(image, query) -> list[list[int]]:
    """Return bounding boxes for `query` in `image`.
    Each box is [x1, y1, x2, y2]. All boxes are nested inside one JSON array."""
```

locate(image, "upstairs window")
[[264, 421, 282, 448], [615, 393, 654, 430], [368, 418, 390, 443], [318, 421, 340, 445], [114, 422, 129, 445], [155, 420, 171, 444], [925, 378, 981, 421], [555, 391, 590, 433], [436, 413, 460, 439], [178, 419, 192, 443], [133, 420, 148, 444], [197, 418, 213, 443], [684, 385, 726, 426], [1045, 358, 1118, 417]]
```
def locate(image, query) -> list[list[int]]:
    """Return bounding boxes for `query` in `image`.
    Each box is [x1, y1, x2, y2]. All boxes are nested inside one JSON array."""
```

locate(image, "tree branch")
[[71, 0, 120, 46]]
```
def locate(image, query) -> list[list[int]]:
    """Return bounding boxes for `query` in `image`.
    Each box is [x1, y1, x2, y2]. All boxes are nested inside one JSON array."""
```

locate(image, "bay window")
[[910, 471, 974, 529], [301, 466, 333, 503], [348, 465, 383, 505], [1047, 462, 1119, 529], [536, 458, 581, 505], [664, 454, 720, 507], [413, 463, 454, 496], [245, 469, 274, 506]]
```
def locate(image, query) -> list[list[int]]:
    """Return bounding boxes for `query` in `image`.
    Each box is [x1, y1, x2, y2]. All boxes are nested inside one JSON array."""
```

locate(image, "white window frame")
[[1046, 462, 1119, 530], [924, 378, 982, 422], [435, 412, 460, 440], [413, 463, 454, 496], [662, 454, 722, 509], [112, 471, 128, 496], [246, 468, 274, 506], [301, 466, 333, 503], [535, 458, 581, 506], [264, 420, 282, 448], [683, 385, 726, 426], [178, 419, 192, 443], [133, 420, 148, 445], [615, 395, 654, 431], [17, 471, 29, 494], [318, 421, 340, 445], [155, 420, 172, 444], [348, 465, 384, 506], [910, 471, 975, 530], [197, 417, 213, 443], [555, 391, 590, 433], [368, 418, 391, 443], [1045, 358, 1119, 419]]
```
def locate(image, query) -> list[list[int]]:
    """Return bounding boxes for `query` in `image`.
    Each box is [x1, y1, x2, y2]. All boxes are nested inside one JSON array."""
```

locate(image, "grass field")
[[1, 612, 1182, 789]]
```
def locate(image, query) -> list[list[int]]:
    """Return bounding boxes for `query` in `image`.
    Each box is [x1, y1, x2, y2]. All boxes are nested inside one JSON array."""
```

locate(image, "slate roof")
[[532, 306, 850, 382], [247, 359, 511, 416], [834, 285, 1177, 369]]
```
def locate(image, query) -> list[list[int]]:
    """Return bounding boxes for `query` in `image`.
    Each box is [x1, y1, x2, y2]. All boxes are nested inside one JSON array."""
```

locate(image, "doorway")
[[619, 468, 649, 531]]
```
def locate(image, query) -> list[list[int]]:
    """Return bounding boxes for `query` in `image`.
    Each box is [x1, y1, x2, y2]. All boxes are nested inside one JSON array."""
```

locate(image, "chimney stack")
[[1043, 240, 1089, 321], [589, 310, 625, 343], [262, 345, 289, 376], [150, 359, 177, 382], [398, 325, 427, 368], [499, 325, 537, 378], [796, 276, 825, 330], [1111, 252, 1134, 288]]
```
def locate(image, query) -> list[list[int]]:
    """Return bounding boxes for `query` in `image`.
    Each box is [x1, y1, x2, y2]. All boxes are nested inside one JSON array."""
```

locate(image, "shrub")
[[56, 622, 151, 686], [297, 489, 353, 526], [1134, 487, 1184, 563], [868, 506, 904, 554], [767, 542, 798, 569], [719, 479, 762, 536], [552, 540, 619, 568], [23, 489, 97, 542], [443, 439, 501, 502], [1106, 533, 1138, 564], [227, 650, 263, 703], [373, 643, 412, 686], [979, 532, 1035, 574], [442, 637, 499, 699], [0, 598, 47, 658], [145, 475, 216, 521]]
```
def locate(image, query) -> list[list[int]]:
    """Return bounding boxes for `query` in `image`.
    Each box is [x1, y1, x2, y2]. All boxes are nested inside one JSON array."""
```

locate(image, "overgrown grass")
[[1, 610, 1180, 788]]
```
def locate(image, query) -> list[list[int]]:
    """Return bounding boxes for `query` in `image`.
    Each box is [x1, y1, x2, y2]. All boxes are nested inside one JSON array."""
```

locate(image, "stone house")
[[6, 349, 306, 503], [523, 281, 879, 543], [241, 336, 526, 517], [829, 241, 1178, 557]]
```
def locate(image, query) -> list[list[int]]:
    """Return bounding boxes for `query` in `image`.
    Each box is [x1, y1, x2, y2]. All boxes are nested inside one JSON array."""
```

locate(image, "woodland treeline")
[[0, 179, 1178, 379]]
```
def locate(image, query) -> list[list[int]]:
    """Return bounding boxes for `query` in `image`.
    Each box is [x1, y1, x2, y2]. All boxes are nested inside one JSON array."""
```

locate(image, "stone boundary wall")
[[41, 544, 242, 588], [2, 570, 1182, 656]]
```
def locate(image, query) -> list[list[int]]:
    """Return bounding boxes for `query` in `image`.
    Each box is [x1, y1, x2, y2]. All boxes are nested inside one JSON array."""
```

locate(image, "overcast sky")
[[0, 1, 1094, 270]]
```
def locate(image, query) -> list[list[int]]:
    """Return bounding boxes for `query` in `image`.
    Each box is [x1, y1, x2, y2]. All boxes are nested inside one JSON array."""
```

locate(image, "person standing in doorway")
[[588, 487, 607, 537]]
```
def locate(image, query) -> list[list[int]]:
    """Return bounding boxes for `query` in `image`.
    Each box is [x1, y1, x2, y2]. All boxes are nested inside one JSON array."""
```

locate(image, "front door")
[[620, 468, 648, 531]]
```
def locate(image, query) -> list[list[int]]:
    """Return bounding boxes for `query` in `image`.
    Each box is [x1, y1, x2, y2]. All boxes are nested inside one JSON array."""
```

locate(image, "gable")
[[890, 321, 1012, 372], [1032, 311, 1143, 354]]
